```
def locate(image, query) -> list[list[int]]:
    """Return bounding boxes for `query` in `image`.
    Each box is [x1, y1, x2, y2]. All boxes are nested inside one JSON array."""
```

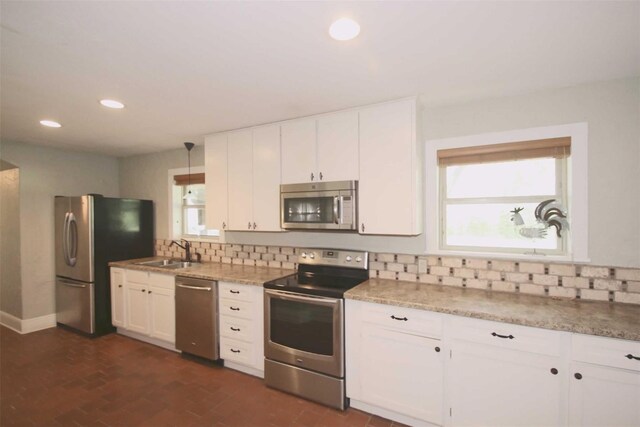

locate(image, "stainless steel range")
[[263, 248, 368, 410]]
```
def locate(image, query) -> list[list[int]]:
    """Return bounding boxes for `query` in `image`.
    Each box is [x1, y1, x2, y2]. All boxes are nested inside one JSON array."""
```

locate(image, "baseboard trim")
[[349, 399, 439, 427], [116, 328, 178, 352], [0, 312, 56, 334]]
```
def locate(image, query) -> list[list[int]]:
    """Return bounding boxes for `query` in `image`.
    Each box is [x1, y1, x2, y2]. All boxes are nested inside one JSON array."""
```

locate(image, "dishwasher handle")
[[176, 283, 212, 291]]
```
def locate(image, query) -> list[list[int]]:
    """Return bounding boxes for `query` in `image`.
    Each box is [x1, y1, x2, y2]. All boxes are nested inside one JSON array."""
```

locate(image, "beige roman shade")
[[173, 173, 205, 186], [437, 137, 571, 166]]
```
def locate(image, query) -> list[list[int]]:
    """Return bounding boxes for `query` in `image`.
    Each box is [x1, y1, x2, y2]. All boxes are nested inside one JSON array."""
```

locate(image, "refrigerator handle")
[[62, 212, 70, 266], [68, 212, 78, 266]]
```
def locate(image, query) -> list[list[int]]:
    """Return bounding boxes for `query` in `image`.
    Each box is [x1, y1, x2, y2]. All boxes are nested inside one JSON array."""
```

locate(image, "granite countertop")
[[109, 257, 294, 286], [346, 278, 640, 341]]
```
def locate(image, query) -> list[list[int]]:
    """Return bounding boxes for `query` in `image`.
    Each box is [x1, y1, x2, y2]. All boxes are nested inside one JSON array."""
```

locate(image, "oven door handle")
[[265, 289, 340, 305]]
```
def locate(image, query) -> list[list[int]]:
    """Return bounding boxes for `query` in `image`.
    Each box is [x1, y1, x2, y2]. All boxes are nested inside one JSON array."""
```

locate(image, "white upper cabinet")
[[281, 119, 316, 184], [204, 133, 228, 231], [227, 130, 254, 231], [226, 125, 282, 232], [359, 98, 421, 235], [281, 110, 359, 184], [316, 110, 359, 182], [252, 125, 281, 231]]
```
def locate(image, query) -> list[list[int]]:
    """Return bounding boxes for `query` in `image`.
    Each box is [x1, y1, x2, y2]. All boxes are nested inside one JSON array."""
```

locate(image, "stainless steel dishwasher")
[[175, 276, 219, 360]]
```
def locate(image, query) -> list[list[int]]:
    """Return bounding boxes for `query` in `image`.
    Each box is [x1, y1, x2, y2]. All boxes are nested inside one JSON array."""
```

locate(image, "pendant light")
[[183, 142, 195, 201]]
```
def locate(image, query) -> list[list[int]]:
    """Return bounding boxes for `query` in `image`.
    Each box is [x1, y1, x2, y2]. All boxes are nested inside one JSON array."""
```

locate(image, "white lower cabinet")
[[568, 334, 640, 427], [110, 268, 125, 327], [347, 300, 444, 426], [218, 281, 264, 377], [112, 268, 175, 347]]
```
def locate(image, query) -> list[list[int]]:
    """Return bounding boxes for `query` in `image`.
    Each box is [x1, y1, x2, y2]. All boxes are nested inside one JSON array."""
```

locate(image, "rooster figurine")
[[510, 199, 569, 239]]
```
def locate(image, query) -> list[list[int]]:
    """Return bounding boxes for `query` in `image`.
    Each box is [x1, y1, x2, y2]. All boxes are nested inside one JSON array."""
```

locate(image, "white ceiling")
[[1, 1, 638, 157]]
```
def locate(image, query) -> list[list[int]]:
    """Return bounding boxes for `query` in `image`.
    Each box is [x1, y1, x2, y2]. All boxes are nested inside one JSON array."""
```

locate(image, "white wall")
[[1, 167, 22, 318], [119, 76, 640, 268], [422, 77, 639, 267], [119, 145, 204, 239], [0, 141, 120, 319]]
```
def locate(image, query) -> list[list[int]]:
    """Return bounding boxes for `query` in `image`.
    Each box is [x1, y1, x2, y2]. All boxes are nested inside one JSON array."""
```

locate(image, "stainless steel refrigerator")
[[55, 195, 154, 336]]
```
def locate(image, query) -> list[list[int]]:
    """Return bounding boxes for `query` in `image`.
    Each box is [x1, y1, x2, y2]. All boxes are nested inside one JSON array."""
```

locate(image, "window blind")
[[173, 173, 205, 186], [437, 137, 571, 166]]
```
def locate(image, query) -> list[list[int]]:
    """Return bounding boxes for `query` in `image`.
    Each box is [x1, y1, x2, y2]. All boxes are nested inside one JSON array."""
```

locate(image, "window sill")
[[428, 249, 590, 264], [180, 235, 220, 243]]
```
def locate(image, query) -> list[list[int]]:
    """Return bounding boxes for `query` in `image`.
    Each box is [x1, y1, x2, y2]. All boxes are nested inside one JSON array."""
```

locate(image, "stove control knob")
[[345, 256, 352, 262], [309, 253, 315, 259], [356, 256, 362, 263], [301, 252, 307, 259]]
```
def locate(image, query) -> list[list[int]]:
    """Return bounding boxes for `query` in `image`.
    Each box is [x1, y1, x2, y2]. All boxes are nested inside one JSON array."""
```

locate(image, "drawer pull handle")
[[230, 349, 241, 353], [390, 315, 408, 321], [550, 368, 558, 375], [435, 347, 441, 352], [230, 307, 240, 311], [574, 373, 582, 380], [230, 327, 241, 331], [625, 353, 640, 361], [491, 332, 514, 339], [230, 290, 240, 294]]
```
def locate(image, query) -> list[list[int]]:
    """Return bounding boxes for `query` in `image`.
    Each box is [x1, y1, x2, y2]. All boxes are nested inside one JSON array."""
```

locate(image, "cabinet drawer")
[[572, 334, 640, 372], [126, 269, 150, 284], [219, 282, 255, 303], [148, 272, 174, 290], [220, 337, 253, 366], [449, 316, 565, 357], [220, 316, 254, 342], [219, 298, 254, 320], [362, 303, 442, 338]]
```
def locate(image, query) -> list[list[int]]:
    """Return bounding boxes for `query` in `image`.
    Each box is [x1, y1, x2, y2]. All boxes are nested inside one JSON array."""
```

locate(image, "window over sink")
[[169, 166, 219, 239]]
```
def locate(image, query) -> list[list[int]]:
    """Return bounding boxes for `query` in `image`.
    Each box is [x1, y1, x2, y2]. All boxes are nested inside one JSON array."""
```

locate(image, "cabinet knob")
[[148, 290, 152, 294], [310, 172, 315, 181], [361, 223, 365, 232], [141, 289, 146, 293], [222, 222, 226, 229], [118, 284, 122, 288], [319, 172, 323, 180], [550, 368, 558, 375], [253, 222, 257, 229], [574, 373, 583, 380], [435, 347, 441, 352], [248, 222, 252, 229]]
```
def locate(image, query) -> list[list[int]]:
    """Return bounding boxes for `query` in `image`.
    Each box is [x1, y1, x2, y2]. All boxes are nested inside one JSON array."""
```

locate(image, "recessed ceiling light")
[[40, 120, 62, 128], [100, 99, 125, 109], [329, 18, 360, 41]]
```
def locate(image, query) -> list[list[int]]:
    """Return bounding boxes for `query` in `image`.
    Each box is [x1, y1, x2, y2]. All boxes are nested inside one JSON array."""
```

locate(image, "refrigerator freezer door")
[[55, 196, 94, 282], [55, 277, 95, 334]]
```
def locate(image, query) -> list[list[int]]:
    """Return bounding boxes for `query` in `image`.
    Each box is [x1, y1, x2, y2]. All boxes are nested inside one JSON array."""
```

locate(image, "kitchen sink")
[[135, 259, 192, 269]]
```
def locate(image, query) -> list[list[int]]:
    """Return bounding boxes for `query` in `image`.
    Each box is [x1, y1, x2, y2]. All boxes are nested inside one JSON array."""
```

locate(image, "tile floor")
[[0, 326, 406, 427]]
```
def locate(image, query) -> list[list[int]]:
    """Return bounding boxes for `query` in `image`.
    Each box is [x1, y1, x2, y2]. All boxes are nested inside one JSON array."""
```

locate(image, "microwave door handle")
[[333, 196, 339, 224]]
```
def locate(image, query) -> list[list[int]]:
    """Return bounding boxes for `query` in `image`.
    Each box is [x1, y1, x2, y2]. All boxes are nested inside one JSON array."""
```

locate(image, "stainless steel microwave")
[[280, 181, 357, 231]]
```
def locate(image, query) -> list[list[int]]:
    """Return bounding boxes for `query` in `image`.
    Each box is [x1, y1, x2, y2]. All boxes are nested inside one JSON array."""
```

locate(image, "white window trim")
[[425, 122, 589, 263], [167, 166, 220, 242]]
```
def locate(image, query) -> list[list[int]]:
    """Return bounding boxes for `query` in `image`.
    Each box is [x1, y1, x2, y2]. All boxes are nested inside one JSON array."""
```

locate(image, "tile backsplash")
[[155, 240, 640, 306]]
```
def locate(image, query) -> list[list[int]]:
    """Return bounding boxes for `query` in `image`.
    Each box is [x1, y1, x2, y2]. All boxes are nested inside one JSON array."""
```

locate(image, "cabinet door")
[[359, 324, 443, 424], [359, 99, 420, 235], [204, 133, 228, 231], [281, 119, 316, 184], [149, 285, 175, 343], [252, 125, 281, 231], [227, 130, 254, 231], [569, 362, 640, 427], [317, 110, 359, 182], [449, 340, 565, 427], [110, 268, 125, 327], [125, 282, 149, 335]]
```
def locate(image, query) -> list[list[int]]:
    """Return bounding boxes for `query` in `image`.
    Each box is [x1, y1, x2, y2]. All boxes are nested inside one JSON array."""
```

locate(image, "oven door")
[[281, 190, 355, 230], [264, 289, 344, 377]]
